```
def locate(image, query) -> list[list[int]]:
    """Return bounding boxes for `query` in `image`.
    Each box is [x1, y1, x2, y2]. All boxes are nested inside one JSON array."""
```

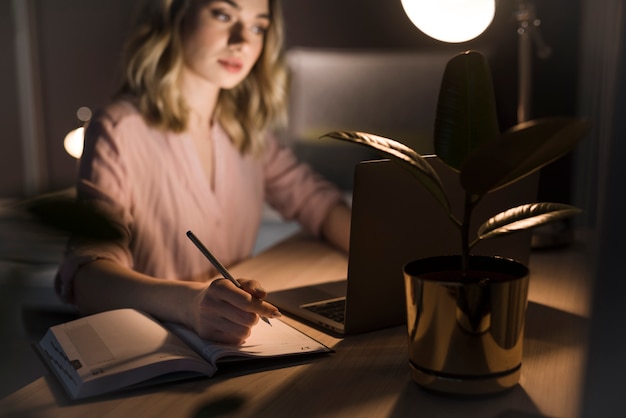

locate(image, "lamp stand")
[[516, 1, 574, 249], [515, 0, 551, 124]]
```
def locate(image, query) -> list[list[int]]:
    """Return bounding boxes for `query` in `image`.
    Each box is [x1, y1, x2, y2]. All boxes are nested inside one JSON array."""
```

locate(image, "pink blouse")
[[55, 100, 343, 303]]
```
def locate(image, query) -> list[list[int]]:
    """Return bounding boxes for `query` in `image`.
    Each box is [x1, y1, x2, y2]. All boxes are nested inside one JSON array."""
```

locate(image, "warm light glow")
[[401, 0, 496, 43], [63, 126, 85, 159], [63, 106, 91, 159]]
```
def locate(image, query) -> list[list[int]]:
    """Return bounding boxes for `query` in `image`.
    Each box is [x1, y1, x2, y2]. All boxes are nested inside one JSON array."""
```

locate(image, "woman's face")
[[181, 0, 270, 90]]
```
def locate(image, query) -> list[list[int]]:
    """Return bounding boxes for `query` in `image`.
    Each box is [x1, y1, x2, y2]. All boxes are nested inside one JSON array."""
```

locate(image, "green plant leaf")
[[434, 50, 500, 171], [321, 130, 451, 213], [476, 202, 582, 241], [460, 117, 591, 196]]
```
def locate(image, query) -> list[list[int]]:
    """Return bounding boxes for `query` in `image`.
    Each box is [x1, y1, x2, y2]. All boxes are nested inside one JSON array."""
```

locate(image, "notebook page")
[[165, 319, 330, 364]]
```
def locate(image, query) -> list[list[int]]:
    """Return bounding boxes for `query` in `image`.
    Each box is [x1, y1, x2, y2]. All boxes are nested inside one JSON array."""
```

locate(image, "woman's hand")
[[190, 278, 281, 344], [72, 260, 281, 345]]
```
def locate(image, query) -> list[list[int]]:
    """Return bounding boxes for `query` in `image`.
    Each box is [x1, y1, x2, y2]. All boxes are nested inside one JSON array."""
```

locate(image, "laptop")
[[267, 156, 538, 335]]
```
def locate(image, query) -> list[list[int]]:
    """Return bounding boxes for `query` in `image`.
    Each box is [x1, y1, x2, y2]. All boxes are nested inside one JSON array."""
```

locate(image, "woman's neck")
[[180, 68, 220, 130]]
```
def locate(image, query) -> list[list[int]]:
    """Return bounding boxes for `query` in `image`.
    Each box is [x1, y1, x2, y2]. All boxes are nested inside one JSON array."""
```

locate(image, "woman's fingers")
[[211, 278, 281, 321], [197, 315, 253, 345], [192, 278, 282, 344], [193, 288, 255, 344], [238, 278, 268, 299]]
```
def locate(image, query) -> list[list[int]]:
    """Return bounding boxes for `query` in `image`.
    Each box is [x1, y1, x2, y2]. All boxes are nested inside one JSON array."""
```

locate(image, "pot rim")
[[404, 254, 529, 283]]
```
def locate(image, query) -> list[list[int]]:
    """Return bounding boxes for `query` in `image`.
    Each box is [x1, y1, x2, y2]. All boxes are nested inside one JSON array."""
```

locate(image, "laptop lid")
[[268, 157, 538, 335]]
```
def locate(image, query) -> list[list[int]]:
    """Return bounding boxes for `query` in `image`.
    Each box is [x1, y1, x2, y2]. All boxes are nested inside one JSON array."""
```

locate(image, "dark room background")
[[1, 0, 580, 200]]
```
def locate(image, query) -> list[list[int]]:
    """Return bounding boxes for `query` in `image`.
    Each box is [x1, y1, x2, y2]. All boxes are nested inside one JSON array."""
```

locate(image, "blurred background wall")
[[1, 0, 581, 201]]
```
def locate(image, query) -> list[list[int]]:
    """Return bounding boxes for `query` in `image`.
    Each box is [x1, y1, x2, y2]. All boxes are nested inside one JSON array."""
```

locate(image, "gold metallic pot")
[[403, 255, 529, 395]]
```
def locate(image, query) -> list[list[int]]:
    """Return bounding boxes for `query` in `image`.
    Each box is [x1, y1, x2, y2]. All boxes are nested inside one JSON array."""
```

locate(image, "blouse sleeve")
[[262, 135, 344, 236], [55, 110, 135, 304]]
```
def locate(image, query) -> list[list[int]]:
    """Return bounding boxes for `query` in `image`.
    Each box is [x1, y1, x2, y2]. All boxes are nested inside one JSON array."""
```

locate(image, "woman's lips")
[[218, 58, 243, 73]]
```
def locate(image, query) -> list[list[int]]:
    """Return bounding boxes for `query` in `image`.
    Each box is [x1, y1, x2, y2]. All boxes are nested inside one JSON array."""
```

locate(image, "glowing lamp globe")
[[63, 106, 92, 159], [63, 127, 85, 159], [400, 0, 496, 43]]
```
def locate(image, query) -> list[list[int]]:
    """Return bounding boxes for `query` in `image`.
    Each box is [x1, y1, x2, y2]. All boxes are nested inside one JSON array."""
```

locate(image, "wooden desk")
[[0, 234, 592, 418]]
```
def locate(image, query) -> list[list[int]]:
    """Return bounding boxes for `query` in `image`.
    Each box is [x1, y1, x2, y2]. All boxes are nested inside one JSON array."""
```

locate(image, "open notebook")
[[267, 157, 538, 335], [36, 308, 330, 399]]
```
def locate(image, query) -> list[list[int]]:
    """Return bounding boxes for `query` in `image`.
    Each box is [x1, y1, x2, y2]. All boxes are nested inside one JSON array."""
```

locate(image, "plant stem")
[[461, 193, 474, 277]]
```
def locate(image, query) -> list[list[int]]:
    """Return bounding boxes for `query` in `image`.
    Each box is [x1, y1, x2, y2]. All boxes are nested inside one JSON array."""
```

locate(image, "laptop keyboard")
[[302, 299, 346, 324]]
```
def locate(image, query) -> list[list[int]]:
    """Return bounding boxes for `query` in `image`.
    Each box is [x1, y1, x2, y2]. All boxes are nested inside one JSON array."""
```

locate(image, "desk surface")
[[0, 233, 592, 418]]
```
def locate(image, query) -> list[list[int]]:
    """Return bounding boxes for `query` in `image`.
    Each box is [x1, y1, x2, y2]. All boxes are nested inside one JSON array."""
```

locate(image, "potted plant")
[[322, 50, 590, 395]]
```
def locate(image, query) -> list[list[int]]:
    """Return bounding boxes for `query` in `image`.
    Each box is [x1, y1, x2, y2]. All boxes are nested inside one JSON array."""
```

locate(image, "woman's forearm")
[[73, 259, 204, 326], [321, 202, 351, 253]]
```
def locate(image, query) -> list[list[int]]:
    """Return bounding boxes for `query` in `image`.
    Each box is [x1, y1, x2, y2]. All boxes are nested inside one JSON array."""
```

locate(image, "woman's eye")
[[251, 25, 268, 35], [211, 9, 231, 22]]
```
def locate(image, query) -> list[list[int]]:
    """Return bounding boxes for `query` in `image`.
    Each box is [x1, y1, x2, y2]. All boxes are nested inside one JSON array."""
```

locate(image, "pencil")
[[186, 230, 272, 326]]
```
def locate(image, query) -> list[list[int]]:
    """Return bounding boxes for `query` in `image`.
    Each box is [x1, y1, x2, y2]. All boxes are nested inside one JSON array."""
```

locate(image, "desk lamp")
[[63, 106, 91, 159], [400, 0, 496, 44], [400, 0, 550, 124]]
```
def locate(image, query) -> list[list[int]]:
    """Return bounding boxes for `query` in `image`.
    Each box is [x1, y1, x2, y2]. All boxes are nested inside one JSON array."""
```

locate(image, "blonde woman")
[[56, 0, 350, 344]]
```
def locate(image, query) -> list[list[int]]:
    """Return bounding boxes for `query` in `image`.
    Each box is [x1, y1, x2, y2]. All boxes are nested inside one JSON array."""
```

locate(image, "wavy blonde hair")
[[117, 0, 288, 156]]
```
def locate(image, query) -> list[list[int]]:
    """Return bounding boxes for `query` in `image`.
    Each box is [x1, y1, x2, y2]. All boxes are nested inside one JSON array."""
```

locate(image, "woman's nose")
[[228, 22, 246, 47]]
